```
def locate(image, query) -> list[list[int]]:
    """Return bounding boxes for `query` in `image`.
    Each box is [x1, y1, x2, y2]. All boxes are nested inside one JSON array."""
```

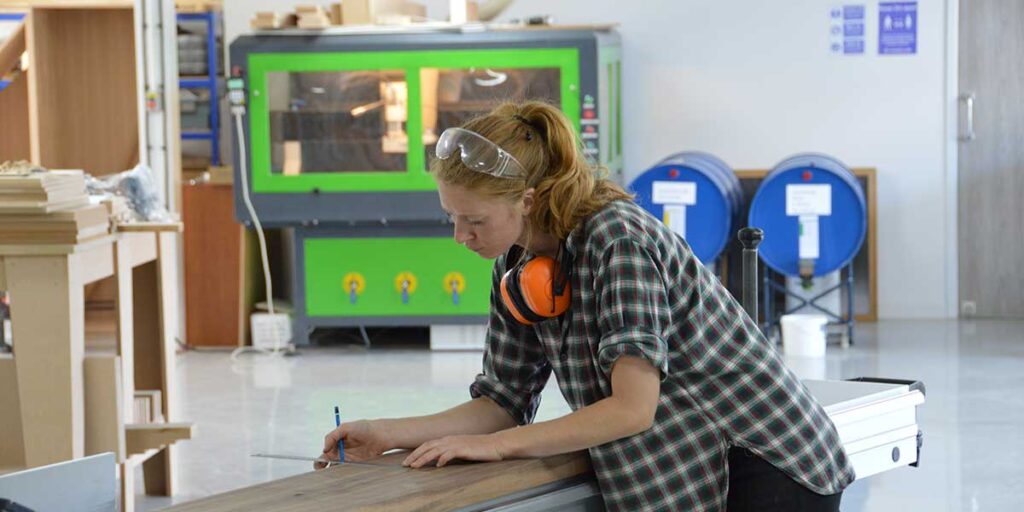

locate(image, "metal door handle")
[[959, 93, 976, 141]]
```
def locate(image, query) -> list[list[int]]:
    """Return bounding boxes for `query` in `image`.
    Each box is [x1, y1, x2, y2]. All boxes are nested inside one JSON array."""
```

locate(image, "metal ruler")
[[251, 453, 403, 469]]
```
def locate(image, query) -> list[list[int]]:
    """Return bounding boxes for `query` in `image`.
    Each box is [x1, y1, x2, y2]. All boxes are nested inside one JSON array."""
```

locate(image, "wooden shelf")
[[22, 6, 139, 176], [126, 423, 194, 457], [1, 228, 187, 511], [0, 1, 134, 9]]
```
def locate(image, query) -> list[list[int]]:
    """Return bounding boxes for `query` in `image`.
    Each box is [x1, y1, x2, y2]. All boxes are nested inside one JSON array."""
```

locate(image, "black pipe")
[[738, 227, 764, 322]]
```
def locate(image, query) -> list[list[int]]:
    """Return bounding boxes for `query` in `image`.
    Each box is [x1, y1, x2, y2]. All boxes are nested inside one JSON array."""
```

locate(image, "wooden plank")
[[126, 231, 158, 267], [0, 356, 25, 469], [151, 231, 180, 495], [132, 260, 162, 391], [26, 8, 54, 170], [0, 70, 31, 163], [2, 1, 133, 8], [125, 423, 193, 456], [143, 447, 170, 496], [133, 389, 162, 423], [27, 6, 139, 175], [0, 22, 25, 76], [175, 0, 221, 12], [132, 231, 183, 493], [5, 254, 85, 467], [78, 238, 115, 285], [116, 222, 184, 233], [156, 231, 179, 419], [83, 354, 125, 462], [113, 237, 136, 421], [182, 183, 245, 347], [0, 234, 116, 256], [165, 451, 591, 512], [121, 459, 135, 512]]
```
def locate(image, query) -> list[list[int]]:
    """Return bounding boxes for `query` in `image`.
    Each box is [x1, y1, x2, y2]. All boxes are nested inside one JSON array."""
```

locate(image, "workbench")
[[0, 224, 193, 512], [165, 378, 924, 511]]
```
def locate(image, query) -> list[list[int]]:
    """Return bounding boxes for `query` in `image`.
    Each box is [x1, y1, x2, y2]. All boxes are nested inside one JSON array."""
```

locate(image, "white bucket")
[[780, 314, 828, 357]]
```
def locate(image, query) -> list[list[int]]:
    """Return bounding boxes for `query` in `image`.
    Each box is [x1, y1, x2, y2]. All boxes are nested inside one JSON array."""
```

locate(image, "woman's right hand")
[[315, 419, 393, 470]]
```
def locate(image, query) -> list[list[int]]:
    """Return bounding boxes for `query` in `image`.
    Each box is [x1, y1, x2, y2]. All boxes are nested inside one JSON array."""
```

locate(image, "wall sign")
[[830, 4, 866, 55], [879, 1, 917, 55]]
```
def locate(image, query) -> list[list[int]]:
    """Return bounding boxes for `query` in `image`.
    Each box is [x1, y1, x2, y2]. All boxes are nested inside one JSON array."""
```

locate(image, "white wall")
[[222, 0, 956, 319]]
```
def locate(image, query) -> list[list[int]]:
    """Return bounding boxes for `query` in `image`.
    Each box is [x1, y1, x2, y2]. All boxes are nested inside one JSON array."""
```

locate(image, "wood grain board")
[[26, 6, 139, 176], [0, 356, 25, 469], [83, 354, 126, 462], [182, 182, 247, 347], [125, 423, 193, 456], [166, 451, 592, 511], [0, 71, 31, 162], [0, 21, 25, 74]]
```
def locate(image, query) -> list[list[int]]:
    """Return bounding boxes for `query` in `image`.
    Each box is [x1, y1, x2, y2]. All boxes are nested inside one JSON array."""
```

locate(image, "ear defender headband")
[[499, 245, 572, 325]]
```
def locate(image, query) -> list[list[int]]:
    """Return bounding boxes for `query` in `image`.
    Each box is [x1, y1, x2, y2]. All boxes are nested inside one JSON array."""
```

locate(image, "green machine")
[[229, 26, 622, 346]]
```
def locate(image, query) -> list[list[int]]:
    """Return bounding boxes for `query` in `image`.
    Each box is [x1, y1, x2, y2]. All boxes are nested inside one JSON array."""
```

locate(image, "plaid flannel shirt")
[[470, 200, 855, 511]]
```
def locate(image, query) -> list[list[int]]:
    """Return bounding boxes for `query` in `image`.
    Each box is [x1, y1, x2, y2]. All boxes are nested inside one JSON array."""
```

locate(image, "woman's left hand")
[[402, 434, 506, 468]]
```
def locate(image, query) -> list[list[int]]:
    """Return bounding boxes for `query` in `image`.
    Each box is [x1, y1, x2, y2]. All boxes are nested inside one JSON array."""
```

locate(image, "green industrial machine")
[[229, 26, 622, 346]]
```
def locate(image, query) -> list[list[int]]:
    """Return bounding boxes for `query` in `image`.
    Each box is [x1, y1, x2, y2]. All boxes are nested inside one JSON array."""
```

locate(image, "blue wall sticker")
[[830, 4, 865, 55], [879, 1, 917, 55]]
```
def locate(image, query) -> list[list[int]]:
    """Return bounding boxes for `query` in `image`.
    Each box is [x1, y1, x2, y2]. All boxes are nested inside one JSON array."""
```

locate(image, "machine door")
[[247, 49, 581, 194]]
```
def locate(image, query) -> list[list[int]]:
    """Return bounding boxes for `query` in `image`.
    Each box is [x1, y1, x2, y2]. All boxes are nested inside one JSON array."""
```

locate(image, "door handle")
[[959, 93, 976, 141]]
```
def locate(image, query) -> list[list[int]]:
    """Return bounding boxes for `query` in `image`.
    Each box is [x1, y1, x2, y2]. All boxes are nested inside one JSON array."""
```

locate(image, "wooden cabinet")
[[182, 181, 254, 347]]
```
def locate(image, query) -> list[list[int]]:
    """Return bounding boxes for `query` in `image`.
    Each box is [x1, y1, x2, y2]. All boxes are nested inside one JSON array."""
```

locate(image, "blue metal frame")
[[0, 13, 26, 93], [177, 11, 220, 165]]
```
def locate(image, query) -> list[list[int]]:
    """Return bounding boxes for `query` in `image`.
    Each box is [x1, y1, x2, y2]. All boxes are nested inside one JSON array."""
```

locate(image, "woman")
[[317, 101, 854, 511]]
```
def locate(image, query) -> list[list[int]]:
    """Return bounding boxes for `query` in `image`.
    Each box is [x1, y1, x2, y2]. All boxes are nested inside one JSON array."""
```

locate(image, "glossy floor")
[[140, 320, 1024, 511]]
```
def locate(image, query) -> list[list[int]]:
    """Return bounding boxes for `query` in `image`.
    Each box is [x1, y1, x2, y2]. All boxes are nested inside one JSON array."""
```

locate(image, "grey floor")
[[139, 320, 1024, 511]]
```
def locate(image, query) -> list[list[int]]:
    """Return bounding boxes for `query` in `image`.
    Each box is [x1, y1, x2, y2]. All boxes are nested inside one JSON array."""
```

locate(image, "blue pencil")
[[334, 406, 345, 463]]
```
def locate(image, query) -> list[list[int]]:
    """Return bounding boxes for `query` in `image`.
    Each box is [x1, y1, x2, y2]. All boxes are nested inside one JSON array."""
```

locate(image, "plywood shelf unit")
[[0, 223, 190, 512], [0, 3, 139, 176]]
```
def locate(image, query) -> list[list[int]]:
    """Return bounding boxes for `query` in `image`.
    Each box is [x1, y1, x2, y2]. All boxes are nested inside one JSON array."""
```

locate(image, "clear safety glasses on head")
[[435, 127, 527, 180]]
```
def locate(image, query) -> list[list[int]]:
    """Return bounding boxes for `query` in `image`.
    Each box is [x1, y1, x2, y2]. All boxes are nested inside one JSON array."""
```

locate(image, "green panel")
[[597, 43, 623, 172], [615, 59, 622, 159], [305, 237, 494, 317], [248, 49, 581, 194]]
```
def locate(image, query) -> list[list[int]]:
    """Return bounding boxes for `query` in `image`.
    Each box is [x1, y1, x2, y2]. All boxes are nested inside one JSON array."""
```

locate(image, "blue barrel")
[[747, 153, 866, 277], [629, 151, 743, 263]]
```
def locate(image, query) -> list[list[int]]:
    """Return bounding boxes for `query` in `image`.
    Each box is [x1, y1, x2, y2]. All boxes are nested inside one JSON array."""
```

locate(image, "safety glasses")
[[435, 127, 527, 179]]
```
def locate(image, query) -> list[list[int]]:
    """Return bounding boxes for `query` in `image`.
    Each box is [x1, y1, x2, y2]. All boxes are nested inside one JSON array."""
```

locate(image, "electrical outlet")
[[961, 301, 977, 317]]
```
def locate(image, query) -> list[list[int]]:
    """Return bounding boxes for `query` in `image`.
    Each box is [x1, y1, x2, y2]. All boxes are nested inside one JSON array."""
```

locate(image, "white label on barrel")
[[798, 215, 820, 259], [786, 184, 832, 216], [663, 204, 687, 239], [653, 181, 697, 205]]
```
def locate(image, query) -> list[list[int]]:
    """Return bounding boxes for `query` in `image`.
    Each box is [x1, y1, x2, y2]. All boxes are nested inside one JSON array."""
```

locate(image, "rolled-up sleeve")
[[469, 255, 552, 425], [595, 239, 671, 381]]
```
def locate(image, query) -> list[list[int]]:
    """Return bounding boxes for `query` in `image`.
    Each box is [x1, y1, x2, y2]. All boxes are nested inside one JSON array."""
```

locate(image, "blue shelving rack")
[[0, 13, 27, 94], [177, 10, 221, 165]]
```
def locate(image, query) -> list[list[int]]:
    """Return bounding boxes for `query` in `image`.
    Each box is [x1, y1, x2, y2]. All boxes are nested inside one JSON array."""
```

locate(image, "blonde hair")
[[429, 101, 633, 240]]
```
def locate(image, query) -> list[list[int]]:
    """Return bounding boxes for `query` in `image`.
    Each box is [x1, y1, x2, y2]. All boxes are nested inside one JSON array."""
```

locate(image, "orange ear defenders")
[[499, 246, 572, 325]]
